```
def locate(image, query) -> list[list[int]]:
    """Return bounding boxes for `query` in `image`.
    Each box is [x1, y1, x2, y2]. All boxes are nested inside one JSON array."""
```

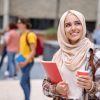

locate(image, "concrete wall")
[[60, 0, 97, 21], [10, 0, 57, 18], [0, 0, 98, 20]]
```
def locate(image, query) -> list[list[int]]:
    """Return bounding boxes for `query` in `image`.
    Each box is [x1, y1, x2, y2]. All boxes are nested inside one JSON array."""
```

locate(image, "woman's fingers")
[[56, 81, 69, 95], [77, 75, 92, 90]]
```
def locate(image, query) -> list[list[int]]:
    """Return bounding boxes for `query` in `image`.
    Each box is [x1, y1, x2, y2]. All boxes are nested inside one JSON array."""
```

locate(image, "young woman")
[[42, 10, 100, 100]]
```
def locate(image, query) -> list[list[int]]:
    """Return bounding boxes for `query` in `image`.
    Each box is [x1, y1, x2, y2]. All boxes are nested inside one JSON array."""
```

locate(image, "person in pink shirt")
[[5, 22, 20, 78]]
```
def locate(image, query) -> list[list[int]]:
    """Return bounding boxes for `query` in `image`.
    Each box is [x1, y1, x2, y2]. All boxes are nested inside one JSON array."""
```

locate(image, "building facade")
[[0, 0, 98, 32]]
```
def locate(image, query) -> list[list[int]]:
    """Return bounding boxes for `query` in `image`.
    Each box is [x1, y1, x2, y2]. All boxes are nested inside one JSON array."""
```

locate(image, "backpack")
[[26, 32, 43, 57]]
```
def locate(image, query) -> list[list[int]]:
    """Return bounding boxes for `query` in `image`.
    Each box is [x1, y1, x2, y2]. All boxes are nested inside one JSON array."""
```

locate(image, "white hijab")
[[52, 10, 94, 71]]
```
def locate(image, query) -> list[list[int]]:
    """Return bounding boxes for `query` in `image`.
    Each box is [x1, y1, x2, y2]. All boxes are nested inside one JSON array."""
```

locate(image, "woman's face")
[[64, 14, 83, 45]]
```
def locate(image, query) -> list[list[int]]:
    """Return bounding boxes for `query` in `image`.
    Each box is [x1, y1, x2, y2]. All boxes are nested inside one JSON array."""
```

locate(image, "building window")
[[86, 21, 96, 33], [10, 16, 18, 23], [30, 18, 54, 30], [0, 16, 3, 29], [9, 17, 55, 30]]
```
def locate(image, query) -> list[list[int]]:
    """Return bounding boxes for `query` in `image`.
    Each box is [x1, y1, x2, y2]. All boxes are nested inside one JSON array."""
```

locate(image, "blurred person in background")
[[17, 18, 37, 100], [5, 22, 20, 79], [86, 30, 94, 42], [0, 31, 8, 70], [93, 24, 100, 45], [0, 45, 7, 69]]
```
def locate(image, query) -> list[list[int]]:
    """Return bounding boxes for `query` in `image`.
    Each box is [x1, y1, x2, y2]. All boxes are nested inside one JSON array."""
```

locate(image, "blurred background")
[[0, 0, 100, 100]]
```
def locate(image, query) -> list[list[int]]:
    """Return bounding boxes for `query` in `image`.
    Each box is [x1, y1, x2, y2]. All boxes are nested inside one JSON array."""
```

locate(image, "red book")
[[41, 61, 62, 84]]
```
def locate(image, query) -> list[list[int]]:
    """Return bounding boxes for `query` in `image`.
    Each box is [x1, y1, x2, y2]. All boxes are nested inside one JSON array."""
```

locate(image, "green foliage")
[[45, 28, 57, 40]]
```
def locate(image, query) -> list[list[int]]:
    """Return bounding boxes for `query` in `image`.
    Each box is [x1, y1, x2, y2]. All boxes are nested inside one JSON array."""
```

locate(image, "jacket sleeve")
[[87, 48, 100, 99], [42, 76, 60, 98], [87, 81, 100, 100]]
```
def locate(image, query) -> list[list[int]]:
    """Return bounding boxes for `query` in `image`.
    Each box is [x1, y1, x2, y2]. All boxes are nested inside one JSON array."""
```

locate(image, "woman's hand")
[[56, 81, 69, 96], [16, 63, 20, 72], [18, 61, 28, 68], [77, 75, 93, 90]]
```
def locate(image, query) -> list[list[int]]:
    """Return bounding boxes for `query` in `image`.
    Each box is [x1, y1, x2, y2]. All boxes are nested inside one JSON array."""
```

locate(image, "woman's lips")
[[71, 32, 79, 36]]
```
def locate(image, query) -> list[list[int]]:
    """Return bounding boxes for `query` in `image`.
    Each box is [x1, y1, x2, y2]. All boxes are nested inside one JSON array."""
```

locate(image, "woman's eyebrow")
[[74, 20, 81, 23], [64, 19, 81, 24], [64, 22, 71, 24]]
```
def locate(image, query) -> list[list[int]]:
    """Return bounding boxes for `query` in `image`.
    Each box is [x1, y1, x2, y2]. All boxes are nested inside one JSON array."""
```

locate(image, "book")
[[15, 54, 26, 63], [41, 61, 62, 84]]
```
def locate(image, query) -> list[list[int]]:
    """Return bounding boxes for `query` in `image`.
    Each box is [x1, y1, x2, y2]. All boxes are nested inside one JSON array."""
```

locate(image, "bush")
[[45, 28, 57, 40]]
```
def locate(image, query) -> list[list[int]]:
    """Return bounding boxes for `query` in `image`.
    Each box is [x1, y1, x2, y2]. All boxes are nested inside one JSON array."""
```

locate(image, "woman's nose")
[[71, 25, 76, 30]]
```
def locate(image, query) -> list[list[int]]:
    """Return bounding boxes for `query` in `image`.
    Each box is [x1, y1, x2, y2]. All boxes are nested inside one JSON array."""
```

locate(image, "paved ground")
[[0, 56, 52, 100], [0, 55, 100, 100], [0, 80, 52, 100]]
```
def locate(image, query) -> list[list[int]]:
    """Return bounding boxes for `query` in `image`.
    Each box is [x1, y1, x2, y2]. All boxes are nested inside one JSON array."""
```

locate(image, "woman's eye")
[[65, 23, 71, 27], [75, 22, 81, 25]]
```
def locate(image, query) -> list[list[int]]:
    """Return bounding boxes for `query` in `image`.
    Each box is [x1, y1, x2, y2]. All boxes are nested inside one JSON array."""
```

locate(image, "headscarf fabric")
[[52, 10, 94, 71]]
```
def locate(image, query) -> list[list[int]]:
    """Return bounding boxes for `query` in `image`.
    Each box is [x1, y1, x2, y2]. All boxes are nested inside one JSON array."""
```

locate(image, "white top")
[[59, 58, 88, 99]]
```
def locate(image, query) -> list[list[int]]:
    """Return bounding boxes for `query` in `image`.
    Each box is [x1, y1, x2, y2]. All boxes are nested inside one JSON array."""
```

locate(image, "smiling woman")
[[64, 13, 83, 45], [42, 10, 100, 100]]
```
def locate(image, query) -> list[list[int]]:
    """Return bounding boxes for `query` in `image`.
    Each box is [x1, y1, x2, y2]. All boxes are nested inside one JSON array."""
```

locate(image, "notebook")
[[15, 54, 26, 63], [41, 61, 62, 84]]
